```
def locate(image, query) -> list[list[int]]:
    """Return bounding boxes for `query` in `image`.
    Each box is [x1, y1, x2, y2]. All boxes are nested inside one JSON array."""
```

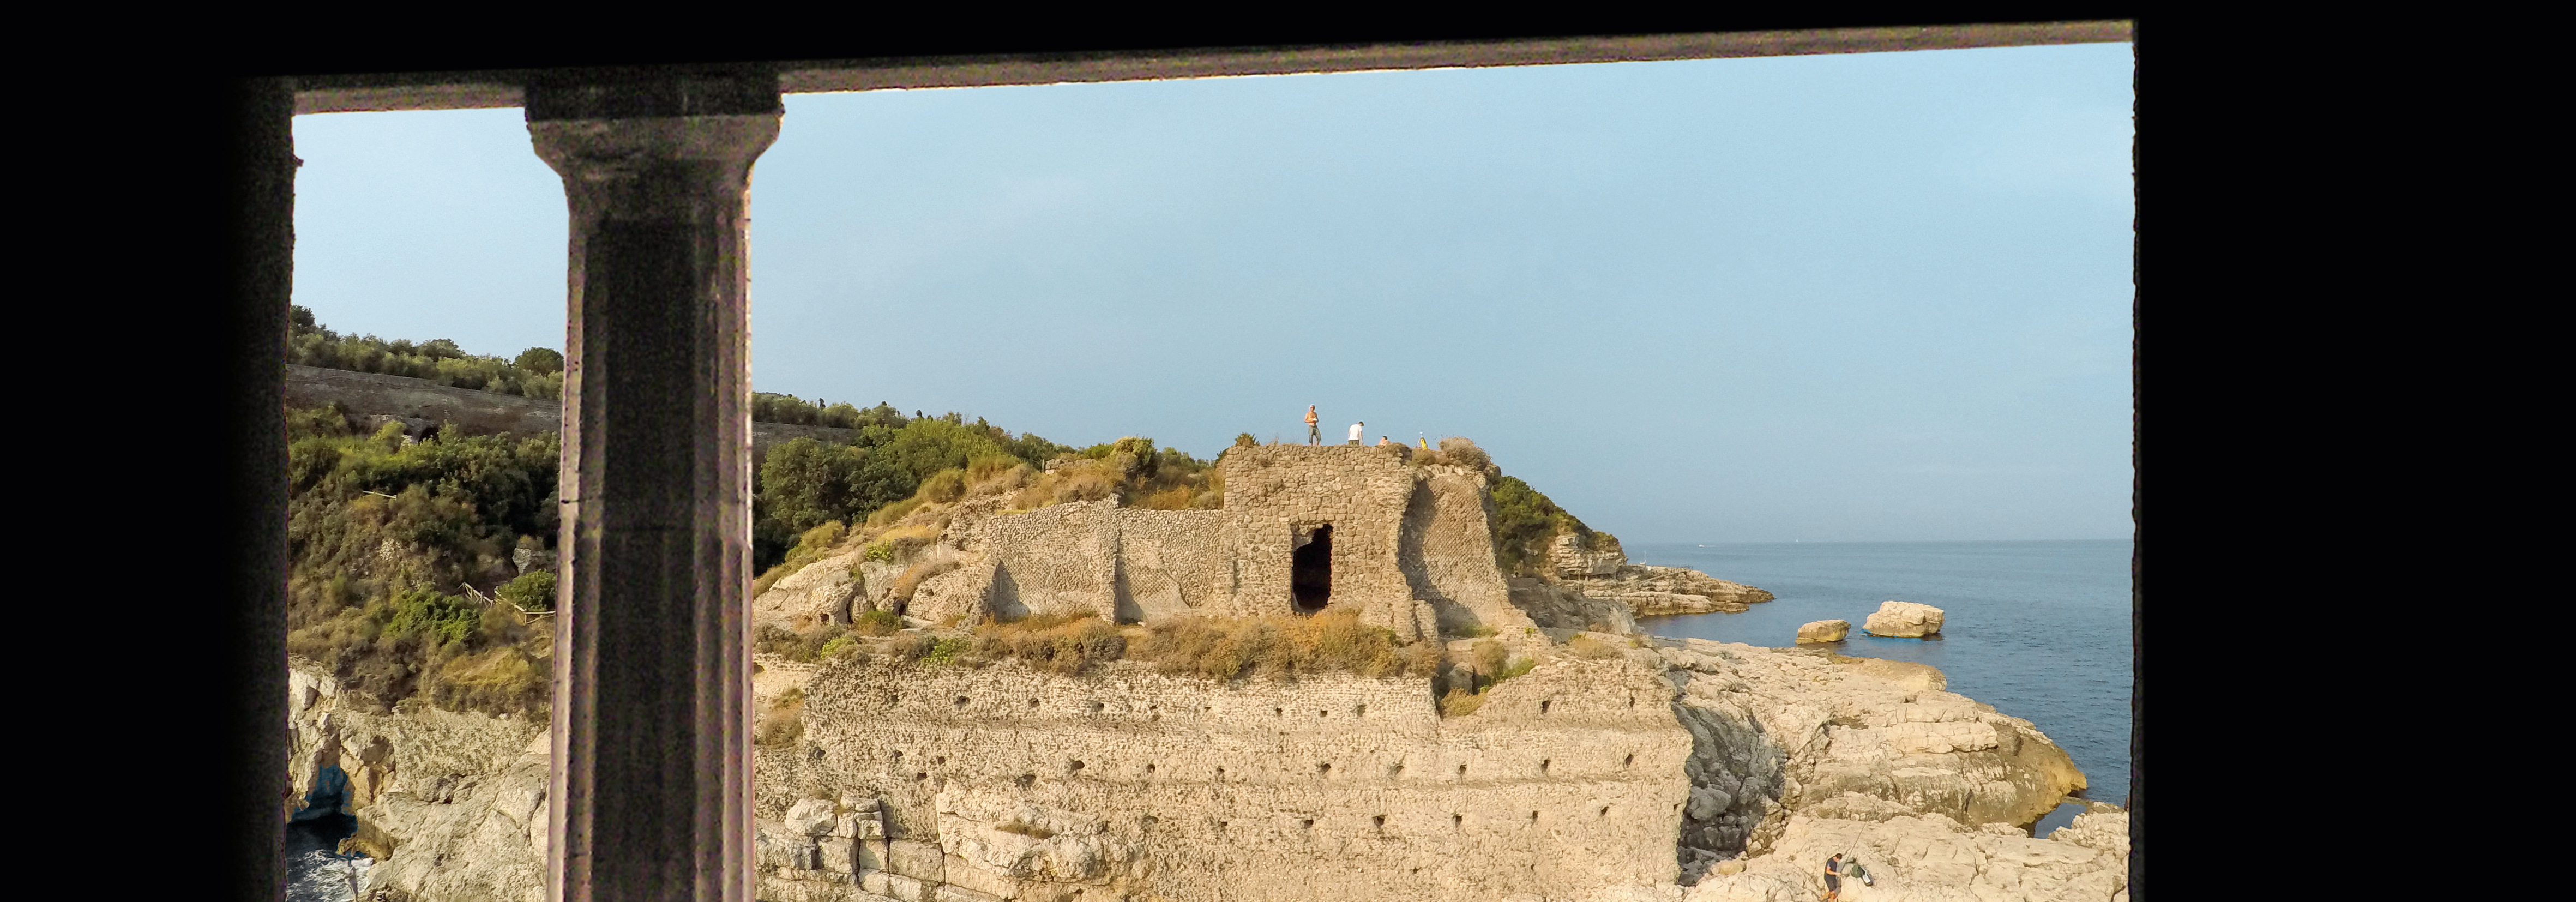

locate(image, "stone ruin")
[[768, 443, 1544, 643]]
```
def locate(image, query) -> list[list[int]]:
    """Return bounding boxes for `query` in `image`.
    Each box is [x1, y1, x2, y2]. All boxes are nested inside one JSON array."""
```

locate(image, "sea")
[[285, 814, 374, 902], [1627, 539, 2134, 838]]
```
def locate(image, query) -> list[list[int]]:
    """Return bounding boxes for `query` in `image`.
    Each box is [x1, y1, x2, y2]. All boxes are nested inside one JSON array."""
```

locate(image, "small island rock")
[[1863, 601, 1945, 638], [1795, 619, 1850, 643]]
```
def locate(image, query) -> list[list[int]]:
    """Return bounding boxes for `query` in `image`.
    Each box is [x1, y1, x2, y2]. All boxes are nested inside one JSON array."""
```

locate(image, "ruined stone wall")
[[1400, 465, 1535, 635], [1108, 509, 1230, 622], [757, 656, 1694, 902], [1214, 445, 1418, 621], [982, 501, 1121, 621]]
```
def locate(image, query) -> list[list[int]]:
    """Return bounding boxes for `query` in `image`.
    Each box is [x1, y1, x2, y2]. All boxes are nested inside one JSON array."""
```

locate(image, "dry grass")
[[428, 645, 547, 715], [1435, 639, 1536, 717], [862, 524, 940, 563], [1007, 463, 1123, 511], [994, 821, 1057, 839], [865, 497, 926, 530], [754, 521, 849, 597], [1568, 633, 1624, 660], [1130, 610, 1441, 682], [892, 555, 961, 603], [968, 612, 1128, 675], [920, 468, 968, 503], [1135, 485, 1198, 510], [755, 687, 804, 748]]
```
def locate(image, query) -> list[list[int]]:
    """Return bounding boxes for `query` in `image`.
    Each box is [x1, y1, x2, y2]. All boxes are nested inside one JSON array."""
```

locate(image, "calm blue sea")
[[1628, 539, 2133, 835]]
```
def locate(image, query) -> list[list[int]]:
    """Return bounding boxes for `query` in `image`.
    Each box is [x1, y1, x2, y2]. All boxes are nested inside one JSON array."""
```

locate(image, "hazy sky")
[[291, 43, 2133, 545]]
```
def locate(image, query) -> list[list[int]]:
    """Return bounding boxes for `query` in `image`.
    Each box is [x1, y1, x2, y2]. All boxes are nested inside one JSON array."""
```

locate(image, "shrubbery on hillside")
[[1489, 474, 1593, 578], [283, 402, 557, 716], [291, 306, 564, 401]]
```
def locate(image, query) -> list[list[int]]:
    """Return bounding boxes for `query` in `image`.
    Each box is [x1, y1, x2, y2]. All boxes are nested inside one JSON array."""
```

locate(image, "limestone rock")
[[1550, 532, 1627, 578], [1795, 620, 1849, 644], [755, 548, 867, 630], [1563, 565, 1774, 617], [1740, 802, 2129, 901], [788, 798, 841, 837], [1863, 602, 1944, 638]]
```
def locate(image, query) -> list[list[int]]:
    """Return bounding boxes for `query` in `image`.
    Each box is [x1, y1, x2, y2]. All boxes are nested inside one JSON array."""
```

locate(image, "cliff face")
[[288, 660, 549, 902]]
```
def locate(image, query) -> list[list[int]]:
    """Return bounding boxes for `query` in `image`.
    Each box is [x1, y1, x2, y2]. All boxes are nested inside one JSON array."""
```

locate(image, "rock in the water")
[[1862, 601, 1943, 638], [1794, 620, 1849, 644]]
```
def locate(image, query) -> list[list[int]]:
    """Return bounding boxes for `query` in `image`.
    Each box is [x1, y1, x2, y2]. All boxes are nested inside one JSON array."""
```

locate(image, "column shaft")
[[531, 77, 778, 902]]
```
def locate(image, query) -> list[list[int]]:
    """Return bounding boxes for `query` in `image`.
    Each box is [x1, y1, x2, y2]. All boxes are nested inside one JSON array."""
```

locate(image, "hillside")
[[281, 315, 1681, 721]]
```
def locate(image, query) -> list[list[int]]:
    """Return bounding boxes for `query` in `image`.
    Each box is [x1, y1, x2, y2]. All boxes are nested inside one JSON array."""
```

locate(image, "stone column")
[[528, 69, 779, 902]]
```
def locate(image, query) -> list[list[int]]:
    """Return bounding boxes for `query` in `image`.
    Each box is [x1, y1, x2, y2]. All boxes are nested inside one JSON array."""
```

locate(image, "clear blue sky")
[[290, 43, 2133, 544]]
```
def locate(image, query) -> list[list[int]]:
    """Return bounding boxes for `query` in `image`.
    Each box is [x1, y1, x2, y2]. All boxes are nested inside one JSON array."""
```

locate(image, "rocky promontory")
[[1545, 534, 1778, 617]]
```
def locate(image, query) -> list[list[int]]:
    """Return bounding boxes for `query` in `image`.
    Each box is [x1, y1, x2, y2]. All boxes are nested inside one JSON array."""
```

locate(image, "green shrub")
[[817, 634, 863, 660], [920, 468, 968, 503], [382, 586, 479, 650], [923, 636, 971, 666], [496, 570, 556, 611], [852, 609, 904, 636], [755, 623, 842, 663]]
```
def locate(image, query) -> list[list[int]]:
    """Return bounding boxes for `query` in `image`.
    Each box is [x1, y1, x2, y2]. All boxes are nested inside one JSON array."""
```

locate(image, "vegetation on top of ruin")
[[1434, 638, 1537, 717]]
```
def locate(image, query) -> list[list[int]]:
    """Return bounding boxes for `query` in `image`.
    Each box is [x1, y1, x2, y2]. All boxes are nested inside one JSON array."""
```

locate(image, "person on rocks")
[[1306, 405, 1320, 445], [1348, 421, 1365, 445], [1823, 852, 1845, 900], [1378, 435, 1394, 447]]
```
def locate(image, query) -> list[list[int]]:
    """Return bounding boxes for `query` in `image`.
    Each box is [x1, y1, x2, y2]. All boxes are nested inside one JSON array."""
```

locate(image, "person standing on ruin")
[[1306, 405, 1320, 445], [1349, 420, 1365, 445]]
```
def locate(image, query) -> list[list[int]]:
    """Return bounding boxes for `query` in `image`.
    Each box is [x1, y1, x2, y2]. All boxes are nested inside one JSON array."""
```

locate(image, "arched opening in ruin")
[[1292, 523, 1333, 612]]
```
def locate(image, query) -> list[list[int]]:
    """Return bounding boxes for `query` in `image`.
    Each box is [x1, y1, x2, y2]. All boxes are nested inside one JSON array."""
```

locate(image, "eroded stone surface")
[[1863, 602, 1945, 638], [1796, 620, 1850, 644], [287, 659, 547, 902]]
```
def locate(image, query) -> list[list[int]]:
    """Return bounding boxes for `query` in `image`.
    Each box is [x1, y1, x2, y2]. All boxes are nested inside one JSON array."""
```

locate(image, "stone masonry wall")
[[1108, 509, 1230, 622], [1400, 465, 1536, 636], [1214, 445, 1419, 621], [756, 656, 1694, 902], [982, 501, 1122, 621]]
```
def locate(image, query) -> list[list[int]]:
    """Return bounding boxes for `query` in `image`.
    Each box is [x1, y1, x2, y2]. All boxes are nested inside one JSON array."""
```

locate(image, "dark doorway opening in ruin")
[[1292, 524, 1333, 612]]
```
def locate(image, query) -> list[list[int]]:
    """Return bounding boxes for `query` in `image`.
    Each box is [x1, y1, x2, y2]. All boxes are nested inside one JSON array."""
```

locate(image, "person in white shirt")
[[1347, 422, 1364, 445]]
